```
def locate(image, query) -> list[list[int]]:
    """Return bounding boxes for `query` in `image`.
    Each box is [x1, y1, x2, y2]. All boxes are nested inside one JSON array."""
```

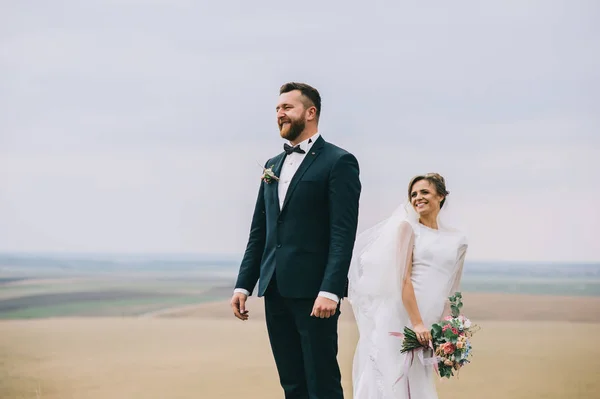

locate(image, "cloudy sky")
[[1, 1, 598, 262]]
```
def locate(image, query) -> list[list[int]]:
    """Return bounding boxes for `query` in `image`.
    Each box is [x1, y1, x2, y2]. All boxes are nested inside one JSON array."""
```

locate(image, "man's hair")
[[279, 82, 321, 119]]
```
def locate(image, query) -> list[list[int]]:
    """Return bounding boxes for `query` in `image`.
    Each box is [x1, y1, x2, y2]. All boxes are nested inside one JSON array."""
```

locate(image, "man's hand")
[[231, 292, 249, 321], [310, 296, 337, 318]]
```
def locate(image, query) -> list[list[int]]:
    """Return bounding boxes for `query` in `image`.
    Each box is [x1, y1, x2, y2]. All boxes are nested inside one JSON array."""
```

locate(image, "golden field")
[[1, 293, 599, 399]]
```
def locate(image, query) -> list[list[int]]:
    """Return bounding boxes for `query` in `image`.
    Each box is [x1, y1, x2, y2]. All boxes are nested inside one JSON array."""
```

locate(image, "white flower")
[[260, 166, 279, 183]]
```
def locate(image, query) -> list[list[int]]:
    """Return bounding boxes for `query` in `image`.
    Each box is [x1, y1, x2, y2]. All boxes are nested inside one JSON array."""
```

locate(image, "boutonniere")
[[259, 164, 279, 184]]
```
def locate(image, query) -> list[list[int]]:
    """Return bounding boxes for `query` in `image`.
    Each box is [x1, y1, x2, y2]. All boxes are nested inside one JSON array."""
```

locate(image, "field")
[[1, 256, 599, 321], [2, 270, 600, 321], [0, 275, 234, 319], [2, 257, 600, 398], [1, 294, 600, 399]]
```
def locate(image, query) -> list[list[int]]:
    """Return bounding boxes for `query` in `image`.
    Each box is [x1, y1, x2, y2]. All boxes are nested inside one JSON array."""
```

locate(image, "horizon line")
[[0, 251, 598, 265]]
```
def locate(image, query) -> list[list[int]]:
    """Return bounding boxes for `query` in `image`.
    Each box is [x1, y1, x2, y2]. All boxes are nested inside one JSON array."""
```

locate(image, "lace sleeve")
[[450, 240, 468, 295], [397, 221, 415, 294], [443, 236, 468, 317]]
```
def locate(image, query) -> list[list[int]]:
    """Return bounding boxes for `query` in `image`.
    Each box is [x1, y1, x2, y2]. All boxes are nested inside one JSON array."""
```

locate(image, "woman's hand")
[[413, 323, 432, 346]]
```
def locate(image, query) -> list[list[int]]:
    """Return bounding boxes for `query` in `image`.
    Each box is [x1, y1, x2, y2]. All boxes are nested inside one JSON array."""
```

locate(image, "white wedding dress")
[[348, 203, 468, 399]]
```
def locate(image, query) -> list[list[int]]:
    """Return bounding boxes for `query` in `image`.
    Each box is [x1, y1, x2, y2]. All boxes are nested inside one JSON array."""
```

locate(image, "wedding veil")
[[348, 198, 461, 303]]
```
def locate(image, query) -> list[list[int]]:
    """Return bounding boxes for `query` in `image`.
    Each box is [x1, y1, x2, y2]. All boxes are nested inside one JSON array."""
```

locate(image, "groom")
[[231, 82, 361, 398]]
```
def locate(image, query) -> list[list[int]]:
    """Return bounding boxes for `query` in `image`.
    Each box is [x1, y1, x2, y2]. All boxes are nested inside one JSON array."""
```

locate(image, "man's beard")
[[279, 117, 306, 142]]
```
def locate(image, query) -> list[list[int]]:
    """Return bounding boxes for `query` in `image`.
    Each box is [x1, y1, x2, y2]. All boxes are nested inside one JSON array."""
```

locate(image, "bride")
[[348, 173, 468, 398]]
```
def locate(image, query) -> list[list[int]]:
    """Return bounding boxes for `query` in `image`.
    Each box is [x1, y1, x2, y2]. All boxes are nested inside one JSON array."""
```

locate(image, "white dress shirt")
[[234, 132, 340, 303]]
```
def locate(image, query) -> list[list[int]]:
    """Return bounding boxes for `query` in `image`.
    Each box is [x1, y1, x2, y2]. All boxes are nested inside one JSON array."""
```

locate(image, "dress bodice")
[[411, 223, 467, 280]]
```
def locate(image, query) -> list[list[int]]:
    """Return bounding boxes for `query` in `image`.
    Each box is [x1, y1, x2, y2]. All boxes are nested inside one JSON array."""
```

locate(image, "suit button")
[[277, 244, 282, 248]]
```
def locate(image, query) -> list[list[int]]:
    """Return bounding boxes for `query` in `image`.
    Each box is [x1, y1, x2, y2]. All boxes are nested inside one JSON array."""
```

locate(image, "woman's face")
[[410, 179, 444, 216]]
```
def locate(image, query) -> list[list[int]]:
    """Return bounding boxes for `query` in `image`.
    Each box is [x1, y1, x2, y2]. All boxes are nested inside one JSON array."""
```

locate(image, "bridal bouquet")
[[392, 292, 479, 379]]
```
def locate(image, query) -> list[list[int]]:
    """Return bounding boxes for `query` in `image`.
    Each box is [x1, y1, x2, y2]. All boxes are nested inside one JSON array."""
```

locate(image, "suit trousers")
[[264, 274, 344, 399]]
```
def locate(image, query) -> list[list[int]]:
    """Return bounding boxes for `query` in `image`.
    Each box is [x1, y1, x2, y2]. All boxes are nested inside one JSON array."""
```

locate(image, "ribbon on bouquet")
[[388, 332, 440, 399]]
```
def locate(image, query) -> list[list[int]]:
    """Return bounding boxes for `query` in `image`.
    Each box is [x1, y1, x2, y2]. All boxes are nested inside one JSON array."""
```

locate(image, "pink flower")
[[442, 342, 456, 355], [456, 341, 465, 349], [444, 316, 452, 321], [443, 325, 459, 335]]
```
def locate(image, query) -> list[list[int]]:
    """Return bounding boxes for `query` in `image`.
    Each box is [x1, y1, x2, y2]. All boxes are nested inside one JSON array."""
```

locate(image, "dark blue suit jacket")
[[235, 135, 361, 299]]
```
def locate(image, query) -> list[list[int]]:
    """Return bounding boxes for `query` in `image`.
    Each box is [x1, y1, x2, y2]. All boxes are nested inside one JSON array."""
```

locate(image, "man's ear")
[[306, 106, 317, 121]]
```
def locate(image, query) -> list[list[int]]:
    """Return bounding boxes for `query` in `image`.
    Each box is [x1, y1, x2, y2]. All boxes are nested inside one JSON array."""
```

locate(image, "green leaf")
[[440, 367, 452, 379]]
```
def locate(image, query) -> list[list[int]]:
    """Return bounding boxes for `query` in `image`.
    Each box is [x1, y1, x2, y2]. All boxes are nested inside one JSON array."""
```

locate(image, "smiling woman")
[[408, 173, 450, 230]]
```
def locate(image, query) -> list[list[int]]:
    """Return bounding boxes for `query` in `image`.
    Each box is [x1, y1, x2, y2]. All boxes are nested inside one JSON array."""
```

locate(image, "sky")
[[1, 1, 598, 262]]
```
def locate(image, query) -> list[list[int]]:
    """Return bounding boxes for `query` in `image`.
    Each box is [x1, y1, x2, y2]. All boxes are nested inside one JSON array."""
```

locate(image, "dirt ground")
[[1, 293, 599, 399]]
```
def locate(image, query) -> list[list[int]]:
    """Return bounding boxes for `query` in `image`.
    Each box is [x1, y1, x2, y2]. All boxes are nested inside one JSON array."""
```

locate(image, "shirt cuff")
[[234, 288, 250, 296], [318, 291, 339, 303]]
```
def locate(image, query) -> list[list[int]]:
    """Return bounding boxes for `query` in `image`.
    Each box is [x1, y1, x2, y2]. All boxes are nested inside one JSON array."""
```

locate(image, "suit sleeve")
[[320, 153, 361, 297], [234, 176, 267, 295]]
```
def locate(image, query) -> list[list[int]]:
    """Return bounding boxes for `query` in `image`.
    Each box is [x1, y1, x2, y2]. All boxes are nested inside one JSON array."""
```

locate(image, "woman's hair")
[[408, 173, 449, 208]]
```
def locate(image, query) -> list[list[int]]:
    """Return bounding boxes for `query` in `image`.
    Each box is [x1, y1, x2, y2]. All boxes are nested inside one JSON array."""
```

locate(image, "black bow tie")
[[284, 143, 306, 155]]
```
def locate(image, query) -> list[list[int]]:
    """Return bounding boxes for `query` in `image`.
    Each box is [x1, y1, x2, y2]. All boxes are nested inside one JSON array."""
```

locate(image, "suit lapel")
[[271, 153, 286, 213], [281, 136, 325, 212]]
